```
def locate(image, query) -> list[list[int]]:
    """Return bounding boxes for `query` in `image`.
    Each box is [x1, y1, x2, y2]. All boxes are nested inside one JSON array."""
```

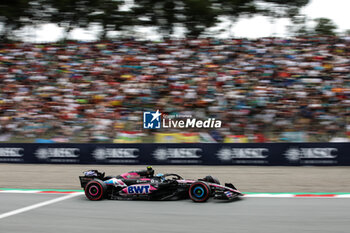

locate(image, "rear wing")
[[79, 170, 105, 188], [79, 176, 94, 188]]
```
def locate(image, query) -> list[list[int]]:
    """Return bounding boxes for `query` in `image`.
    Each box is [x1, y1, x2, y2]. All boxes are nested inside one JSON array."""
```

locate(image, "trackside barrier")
[[0, 143, 349, 165]]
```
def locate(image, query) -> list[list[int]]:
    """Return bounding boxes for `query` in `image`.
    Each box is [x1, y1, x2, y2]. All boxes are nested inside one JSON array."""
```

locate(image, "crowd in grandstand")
[[0, 36, 349, 142]]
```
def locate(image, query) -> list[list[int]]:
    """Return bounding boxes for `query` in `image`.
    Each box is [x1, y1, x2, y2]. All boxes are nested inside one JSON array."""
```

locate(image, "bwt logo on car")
[[35, 148, 80, 160], [126, 185, 151, 194], [153, 148, 202, 161], [217, 147, 269, 161], [93, 148, 139, 160], [143, 110, 161, 129], [284, 147, 338, 162], [0, 148, 24, 157]]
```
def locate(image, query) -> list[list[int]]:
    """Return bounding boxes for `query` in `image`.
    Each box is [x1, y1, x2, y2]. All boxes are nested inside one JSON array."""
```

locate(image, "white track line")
[[0, 190, 41, 194], [335, 194, 350, 198], [244, 194, 294, 198], [0, 192, 83, 220]]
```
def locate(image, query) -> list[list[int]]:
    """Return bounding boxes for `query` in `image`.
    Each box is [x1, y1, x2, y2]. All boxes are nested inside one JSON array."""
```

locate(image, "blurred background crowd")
[[0, 36, 349, 143]]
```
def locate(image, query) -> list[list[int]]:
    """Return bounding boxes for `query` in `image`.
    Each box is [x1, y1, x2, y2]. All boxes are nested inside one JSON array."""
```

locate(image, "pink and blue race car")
[[79, 166, 242, 202]]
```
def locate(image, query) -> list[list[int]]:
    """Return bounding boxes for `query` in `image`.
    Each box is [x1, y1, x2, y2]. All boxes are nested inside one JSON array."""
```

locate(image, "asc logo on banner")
[[92, 147, 139, 164], [284, 147, 338, 164], [0, 148, 24, 162], [216, 147, 269, 164], [35, 148, 80, 163], [153, 147, 202, 164]]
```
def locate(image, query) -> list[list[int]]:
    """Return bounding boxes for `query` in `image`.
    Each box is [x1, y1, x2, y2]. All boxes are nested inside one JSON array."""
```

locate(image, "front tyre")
[[84, 179, 107, 201], [189, 182, 211, 202]]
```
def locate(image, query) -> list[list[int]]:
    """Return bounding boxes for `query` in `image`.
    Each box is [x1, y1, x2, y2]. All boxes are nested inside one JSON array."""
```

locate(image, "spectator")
[[0, 36, 349, 142]]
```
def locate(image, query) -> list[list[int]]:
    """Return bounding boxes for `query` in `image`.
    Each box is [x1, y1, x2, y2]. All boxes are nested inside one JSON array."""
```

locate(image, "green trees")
[[0, 0, 311, 41], [314, 17, 337, 36], [0, 0, 32, 41], [47, 0, 97, 39], [288, 16, 338, 37], [132, 0, 310, 38]]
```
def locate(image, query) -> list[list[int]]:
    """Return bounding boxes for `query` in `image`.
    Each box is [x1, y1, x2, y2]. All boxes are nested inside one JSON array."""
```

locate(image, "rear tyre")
[[84, 179, 107, 201], [189, 182, 211, 202]]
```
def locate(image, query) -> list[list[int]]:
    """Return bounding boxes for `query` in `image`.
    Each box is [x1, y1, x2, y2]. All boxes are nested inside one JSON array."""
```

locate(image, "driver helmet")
[[146, 166, 154, 177]]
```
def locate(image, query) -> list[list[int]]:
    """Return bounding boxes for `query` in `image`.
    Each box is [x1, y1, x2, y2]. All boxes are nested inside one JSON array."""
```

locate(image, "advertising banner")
[[0, 143, 349, 166]]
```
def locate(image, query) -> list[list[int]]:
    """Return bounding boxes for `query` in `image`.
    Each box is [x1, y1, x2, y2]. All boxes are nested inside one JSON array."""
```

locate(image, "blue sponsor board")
[[0, 143, 350, 166]]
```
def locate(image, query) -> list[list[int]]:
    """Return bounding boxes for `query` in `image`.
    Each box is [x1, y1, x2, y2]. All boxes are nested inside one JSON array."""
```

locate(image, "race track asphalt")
[[1, 193, 349, 233], [2, 164, 350, 192]]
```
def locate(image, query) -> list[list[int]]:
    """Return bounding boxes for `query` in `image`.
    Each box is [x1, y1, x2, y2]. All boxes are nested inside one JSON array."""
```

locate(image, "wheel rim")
[[193, 186, 205, 198], [88, 185, 99, 196]]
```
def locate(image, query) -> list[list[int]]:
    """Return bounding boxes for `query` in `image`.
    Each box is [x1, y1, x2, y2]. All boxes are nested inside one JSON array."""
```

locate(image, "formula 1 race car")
[[79, 166, 242, 202]]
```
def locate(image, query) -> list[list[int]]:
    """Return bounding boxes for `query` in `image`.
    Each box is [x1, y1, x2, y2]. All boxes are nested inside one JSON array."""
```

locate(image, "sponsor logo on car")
[[127, 185, 151, 194], [104, 178, 126, 187], [224, 191, 233, 198]]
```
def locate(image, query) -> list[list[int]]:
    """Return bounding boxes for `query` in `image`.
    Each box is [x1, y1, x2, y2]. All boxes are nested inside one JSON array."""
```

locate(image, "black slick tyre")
[[84, 179, 107, 201]]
